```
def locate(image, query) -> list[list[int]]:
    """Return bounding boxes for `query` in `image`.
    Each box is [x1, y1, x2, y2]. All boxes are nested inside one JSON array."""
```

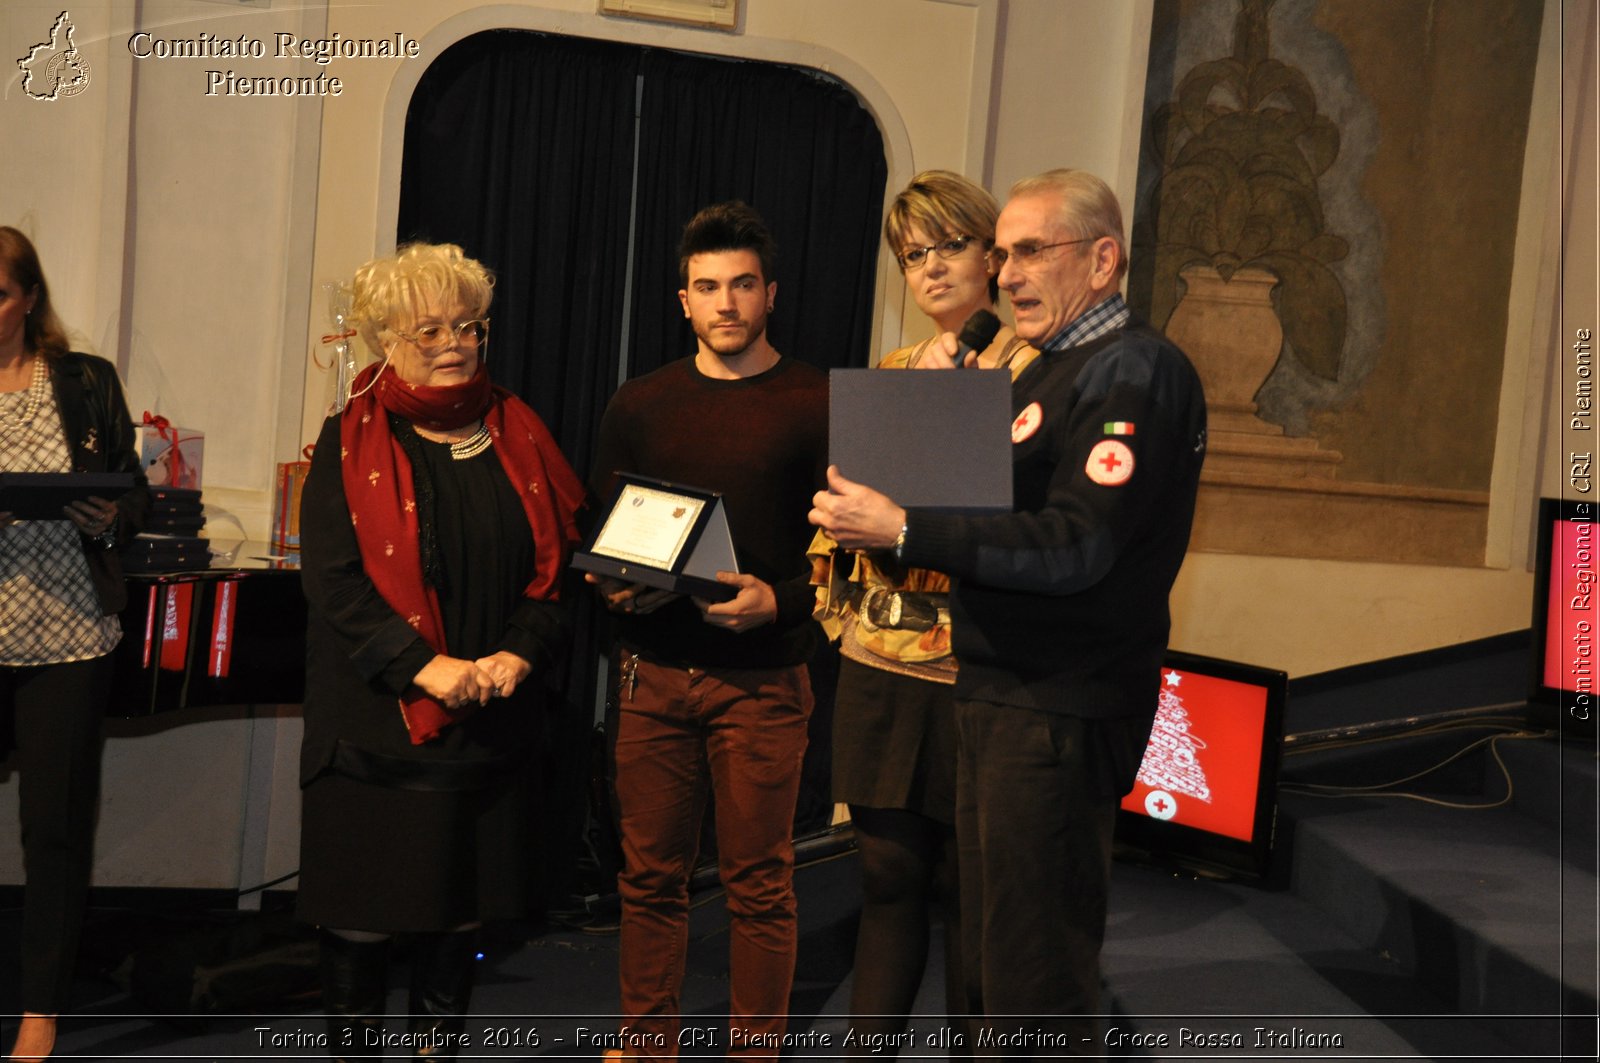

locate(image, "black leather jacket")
[[45, 351, 150, 614]]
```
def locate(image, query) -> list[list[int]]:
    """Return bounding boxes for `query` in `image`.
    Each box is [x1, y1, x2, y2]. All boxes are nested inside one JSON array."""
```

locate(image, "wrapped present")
[[138, 413, 204, 490], [272, 445, 313, 551]]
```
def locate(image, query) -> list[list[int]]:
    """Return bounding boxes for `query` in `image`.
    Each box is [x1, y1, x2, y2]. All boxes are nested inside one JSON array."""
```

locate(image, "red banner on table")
[[158, 583, 194, 672], [208, 579, 238, 678]]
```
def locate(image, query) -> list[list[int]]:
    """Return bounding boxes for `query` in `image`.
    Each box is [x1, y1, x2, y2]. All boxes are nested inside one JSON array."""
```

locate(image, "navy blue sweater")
[[901, 322, 1207, 719]]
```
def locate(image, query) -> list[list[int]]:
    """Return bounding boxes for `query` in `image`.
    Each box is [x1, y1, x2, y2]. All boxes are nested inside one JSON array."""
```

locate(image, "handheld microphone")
[[952, 308, 1002, 368]]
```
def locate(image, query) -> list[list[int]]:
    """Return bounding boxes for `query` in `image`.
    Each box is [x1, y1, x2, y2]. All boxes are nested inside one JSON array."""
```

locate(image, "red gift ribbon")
[[313, 329, 358, 371], [141, 410, 192, 489]]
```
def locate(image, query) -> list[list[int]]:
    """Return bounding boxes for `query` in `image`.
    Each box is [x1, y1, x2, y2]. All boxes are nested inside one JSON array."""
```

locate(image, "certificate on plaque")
[[829, 368, 1013, 511], [0, 472, 136, 521], [572, 473, 739, 602]]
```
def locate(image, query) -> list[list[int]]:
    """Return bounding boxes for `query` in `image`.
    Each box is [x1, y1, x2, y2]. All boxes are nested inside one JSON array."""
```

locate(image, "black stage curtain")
[[399, 32, 886, 456], [629, 48, 887, 376], [397, 30, 639, 479]]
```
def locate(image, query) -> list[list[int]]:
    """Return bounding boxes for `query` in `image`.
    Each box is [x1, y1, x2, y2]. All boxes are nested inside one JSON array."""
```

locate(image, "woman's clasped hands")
[[412, 651, 531, 711]]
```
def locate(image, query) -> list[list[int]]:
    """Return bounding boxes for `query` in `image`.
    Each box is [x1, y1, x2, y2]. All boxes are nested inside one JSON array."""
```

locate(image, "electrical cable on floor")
[[1283, 709, 1536, 756], [1280, 728, 1552, 809], [682, 834, 859, 915], [569, 826, 860, 934], [236, 869, 300, 897]]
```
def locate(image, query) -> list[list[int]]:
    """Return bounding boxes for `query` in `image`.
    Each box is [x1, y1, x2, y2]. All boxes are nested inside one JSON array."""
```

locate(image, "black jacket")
[[45, 351, 149, 614], [901, 322, 1207, 720]]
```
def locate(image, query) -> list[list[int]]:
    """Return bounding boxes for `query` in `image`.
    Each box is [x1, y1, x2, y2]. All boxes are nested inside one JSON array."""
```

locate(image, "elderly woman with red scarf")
[[297, 243, 583, 1061]]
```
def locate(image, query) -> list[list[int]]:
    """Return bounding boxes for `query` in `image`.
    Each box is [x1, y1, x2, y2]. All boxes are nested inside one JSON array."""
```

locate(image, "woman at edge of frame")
[[1, 224, 149, 1063], [809, 171, 1036, 1056], [296, 242, 583, 1062]]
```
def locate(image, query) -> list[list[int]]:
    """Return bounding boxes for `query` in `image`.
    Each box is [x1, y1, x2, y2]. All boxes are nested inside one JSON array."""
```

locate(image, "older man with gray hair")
[[812, 168, 1206, 1051]]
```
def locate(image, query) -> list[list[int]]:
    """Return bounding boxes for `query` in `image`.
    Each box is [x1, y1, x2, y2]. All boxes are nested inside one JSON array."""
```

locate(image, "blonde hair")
[[885, 170, 1001, 299], [885, 170, 1001, 250], [1009, 169, 1128, 281], [348, 242, 493, 356], [0, 225, 71, 357]]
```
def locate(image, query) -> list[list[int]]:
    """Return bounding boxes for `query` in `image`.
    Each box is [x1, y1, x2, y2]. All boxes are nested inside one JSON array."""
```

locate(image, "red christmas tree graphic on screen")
[[1121, 668, 1268, 843]]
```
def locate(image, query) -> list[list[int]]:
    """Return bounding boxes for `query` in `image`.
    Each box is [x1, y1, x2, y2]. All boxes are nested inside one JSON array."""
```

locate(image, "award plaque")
[[572, 473, 739, 602], [0, 472, 136, 520]]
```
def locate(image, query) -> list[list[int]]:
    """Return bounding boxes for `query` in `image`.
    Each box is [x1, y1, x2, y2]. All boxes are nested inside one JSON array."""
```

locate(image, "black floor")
[[5, 631, 1595, 1061]]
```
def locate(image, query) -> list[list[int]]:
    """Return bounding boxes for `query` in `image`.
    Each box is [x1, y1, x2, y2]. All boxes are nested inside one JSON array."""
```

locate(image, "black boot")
[[406, 929, 479, 1060], [319, 929, 391, 1061]]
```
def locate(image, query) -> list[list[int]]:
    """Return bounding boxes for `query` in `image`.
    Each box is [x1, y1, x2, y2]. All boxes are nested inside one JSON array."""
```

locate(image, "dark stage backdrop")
[[395, 29, 886, 906], [397, 29, 887, 472], [396, 31, 639, 482], [627, 47, 888, 377]]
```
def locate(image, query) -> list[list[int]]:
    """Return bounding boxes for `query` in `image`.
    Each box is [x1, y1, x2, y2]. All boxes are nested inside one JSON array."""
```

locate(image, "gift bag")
[[272, 446, 313, 551]]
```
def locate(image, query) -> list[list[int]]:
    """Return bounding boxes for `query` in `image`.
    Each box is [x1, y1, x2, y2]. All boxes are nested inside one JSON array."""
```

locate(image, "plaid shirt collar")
[[1042, 292, 1131, 352]]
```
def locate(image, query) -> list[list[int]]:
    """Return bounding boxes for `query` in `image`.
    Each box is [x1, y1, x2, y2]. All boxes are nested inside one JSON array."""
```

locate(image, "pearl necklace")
[[415, 421, 492, 461], [0, 355, 47, 430], [447, 424, 492, 460]]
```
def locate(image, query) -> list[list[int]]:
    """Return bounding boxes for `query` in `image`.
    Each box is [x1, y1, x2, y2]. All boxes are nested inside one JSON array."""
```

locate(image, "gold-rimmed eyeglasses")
[[896, 234, 983, 271], [391, 318, 490, 350], [988, 239, 1094, 270]]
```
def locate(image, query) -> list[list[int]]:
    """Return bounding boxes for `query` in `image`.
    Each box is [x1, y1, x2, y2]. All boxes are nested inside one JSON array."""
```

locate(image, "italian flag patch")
[[1103, 421, 1136, 436]]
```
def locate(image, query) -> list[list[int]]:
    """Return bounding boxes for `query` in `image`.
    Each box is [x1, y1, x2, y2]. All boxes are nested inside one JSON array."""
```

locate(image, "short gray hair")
[[1009, 169, 1127, 281]]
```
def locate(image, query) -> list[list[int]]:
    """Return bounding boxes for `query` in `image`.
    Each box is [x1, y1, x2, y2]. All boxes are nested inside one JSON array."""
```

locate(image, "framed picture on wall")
[[598, 0, 738, 31]]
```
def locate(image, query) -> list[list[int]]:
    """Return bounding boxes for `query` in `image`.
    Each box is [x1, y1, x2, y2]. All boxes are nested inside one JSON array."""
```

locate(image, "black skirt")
[[830, 656, 958, 824], [296, 770, 531, 932]]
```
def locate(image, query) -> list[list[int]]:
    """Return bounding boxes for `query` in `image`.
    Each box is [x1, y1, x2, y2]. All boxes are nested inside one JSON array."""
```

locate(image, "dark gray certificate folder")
[[0, 472, 135, 520], [829, 368, 1012, 512]]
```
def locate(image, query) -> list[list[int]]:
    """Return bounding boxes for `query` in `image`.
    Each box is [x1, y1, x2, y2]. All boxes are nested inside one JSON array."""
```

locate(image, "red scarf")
[[340, 361, 584, 744]]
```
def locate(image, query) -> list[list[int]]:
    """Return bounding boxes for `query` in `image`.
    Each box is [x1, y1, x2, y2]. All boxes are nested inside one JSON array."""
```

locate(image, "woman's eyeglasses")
[[896, 235, 981, 271], [391, 318, 490, 350]]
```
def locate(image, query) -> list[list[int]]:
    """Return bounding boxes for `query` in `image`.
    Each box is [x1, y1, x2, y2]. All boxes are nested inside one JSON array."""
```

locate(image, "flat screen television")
[[1529, 497, 1597, 735], [1114, 650, 1287, 880]]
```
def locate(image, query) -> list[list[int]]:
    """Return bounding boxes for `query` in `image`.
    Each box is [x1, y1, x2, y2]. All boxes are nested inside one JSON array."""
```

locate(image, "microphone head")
[[956, 308, 1003, 353]]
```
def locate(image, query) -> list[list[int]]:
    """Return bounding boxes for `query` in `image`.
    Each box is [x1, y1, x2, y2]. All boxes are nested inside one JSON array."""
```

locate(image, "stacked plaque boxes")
[[123, 486, 212, 573]]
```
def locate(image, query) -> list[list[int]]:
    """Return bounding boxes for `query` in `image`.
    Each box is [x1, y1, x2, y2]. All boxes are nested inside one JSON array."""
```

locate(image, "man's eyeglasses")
[[896, 234, 982, 271], [988, 238, 1094, 270], [392, 318, 490, 350]]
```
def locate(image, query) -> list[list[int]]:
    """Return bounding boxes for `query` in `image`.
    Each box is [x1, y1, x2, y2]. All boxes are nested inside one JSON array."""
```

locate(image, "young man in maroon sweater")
[[588, 202, 828, 1059]]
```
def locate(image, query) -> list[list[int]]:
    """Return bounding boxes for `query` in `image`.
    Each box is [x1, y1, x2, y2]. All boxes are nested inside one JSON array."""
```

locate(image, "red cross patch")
[[1085, 439, 1134, 486], [1011, 401, 1043, 443]]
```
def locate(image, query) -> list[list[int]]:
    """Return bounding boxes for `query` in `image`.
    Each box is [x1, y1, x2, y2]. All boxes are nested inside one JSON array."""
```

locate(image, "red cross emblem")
[[1011, 402, 1043, 443], [1144, 789, 1178, 820], [1085, 440, 1134, 486]]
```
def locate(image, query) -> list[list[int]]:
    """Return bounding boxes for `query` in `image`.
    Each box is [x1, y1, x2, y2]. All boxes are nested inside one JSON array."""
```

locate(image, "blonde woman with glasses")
[[810, 171, 1035, 1055], [297, 243, 584, 1061]]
